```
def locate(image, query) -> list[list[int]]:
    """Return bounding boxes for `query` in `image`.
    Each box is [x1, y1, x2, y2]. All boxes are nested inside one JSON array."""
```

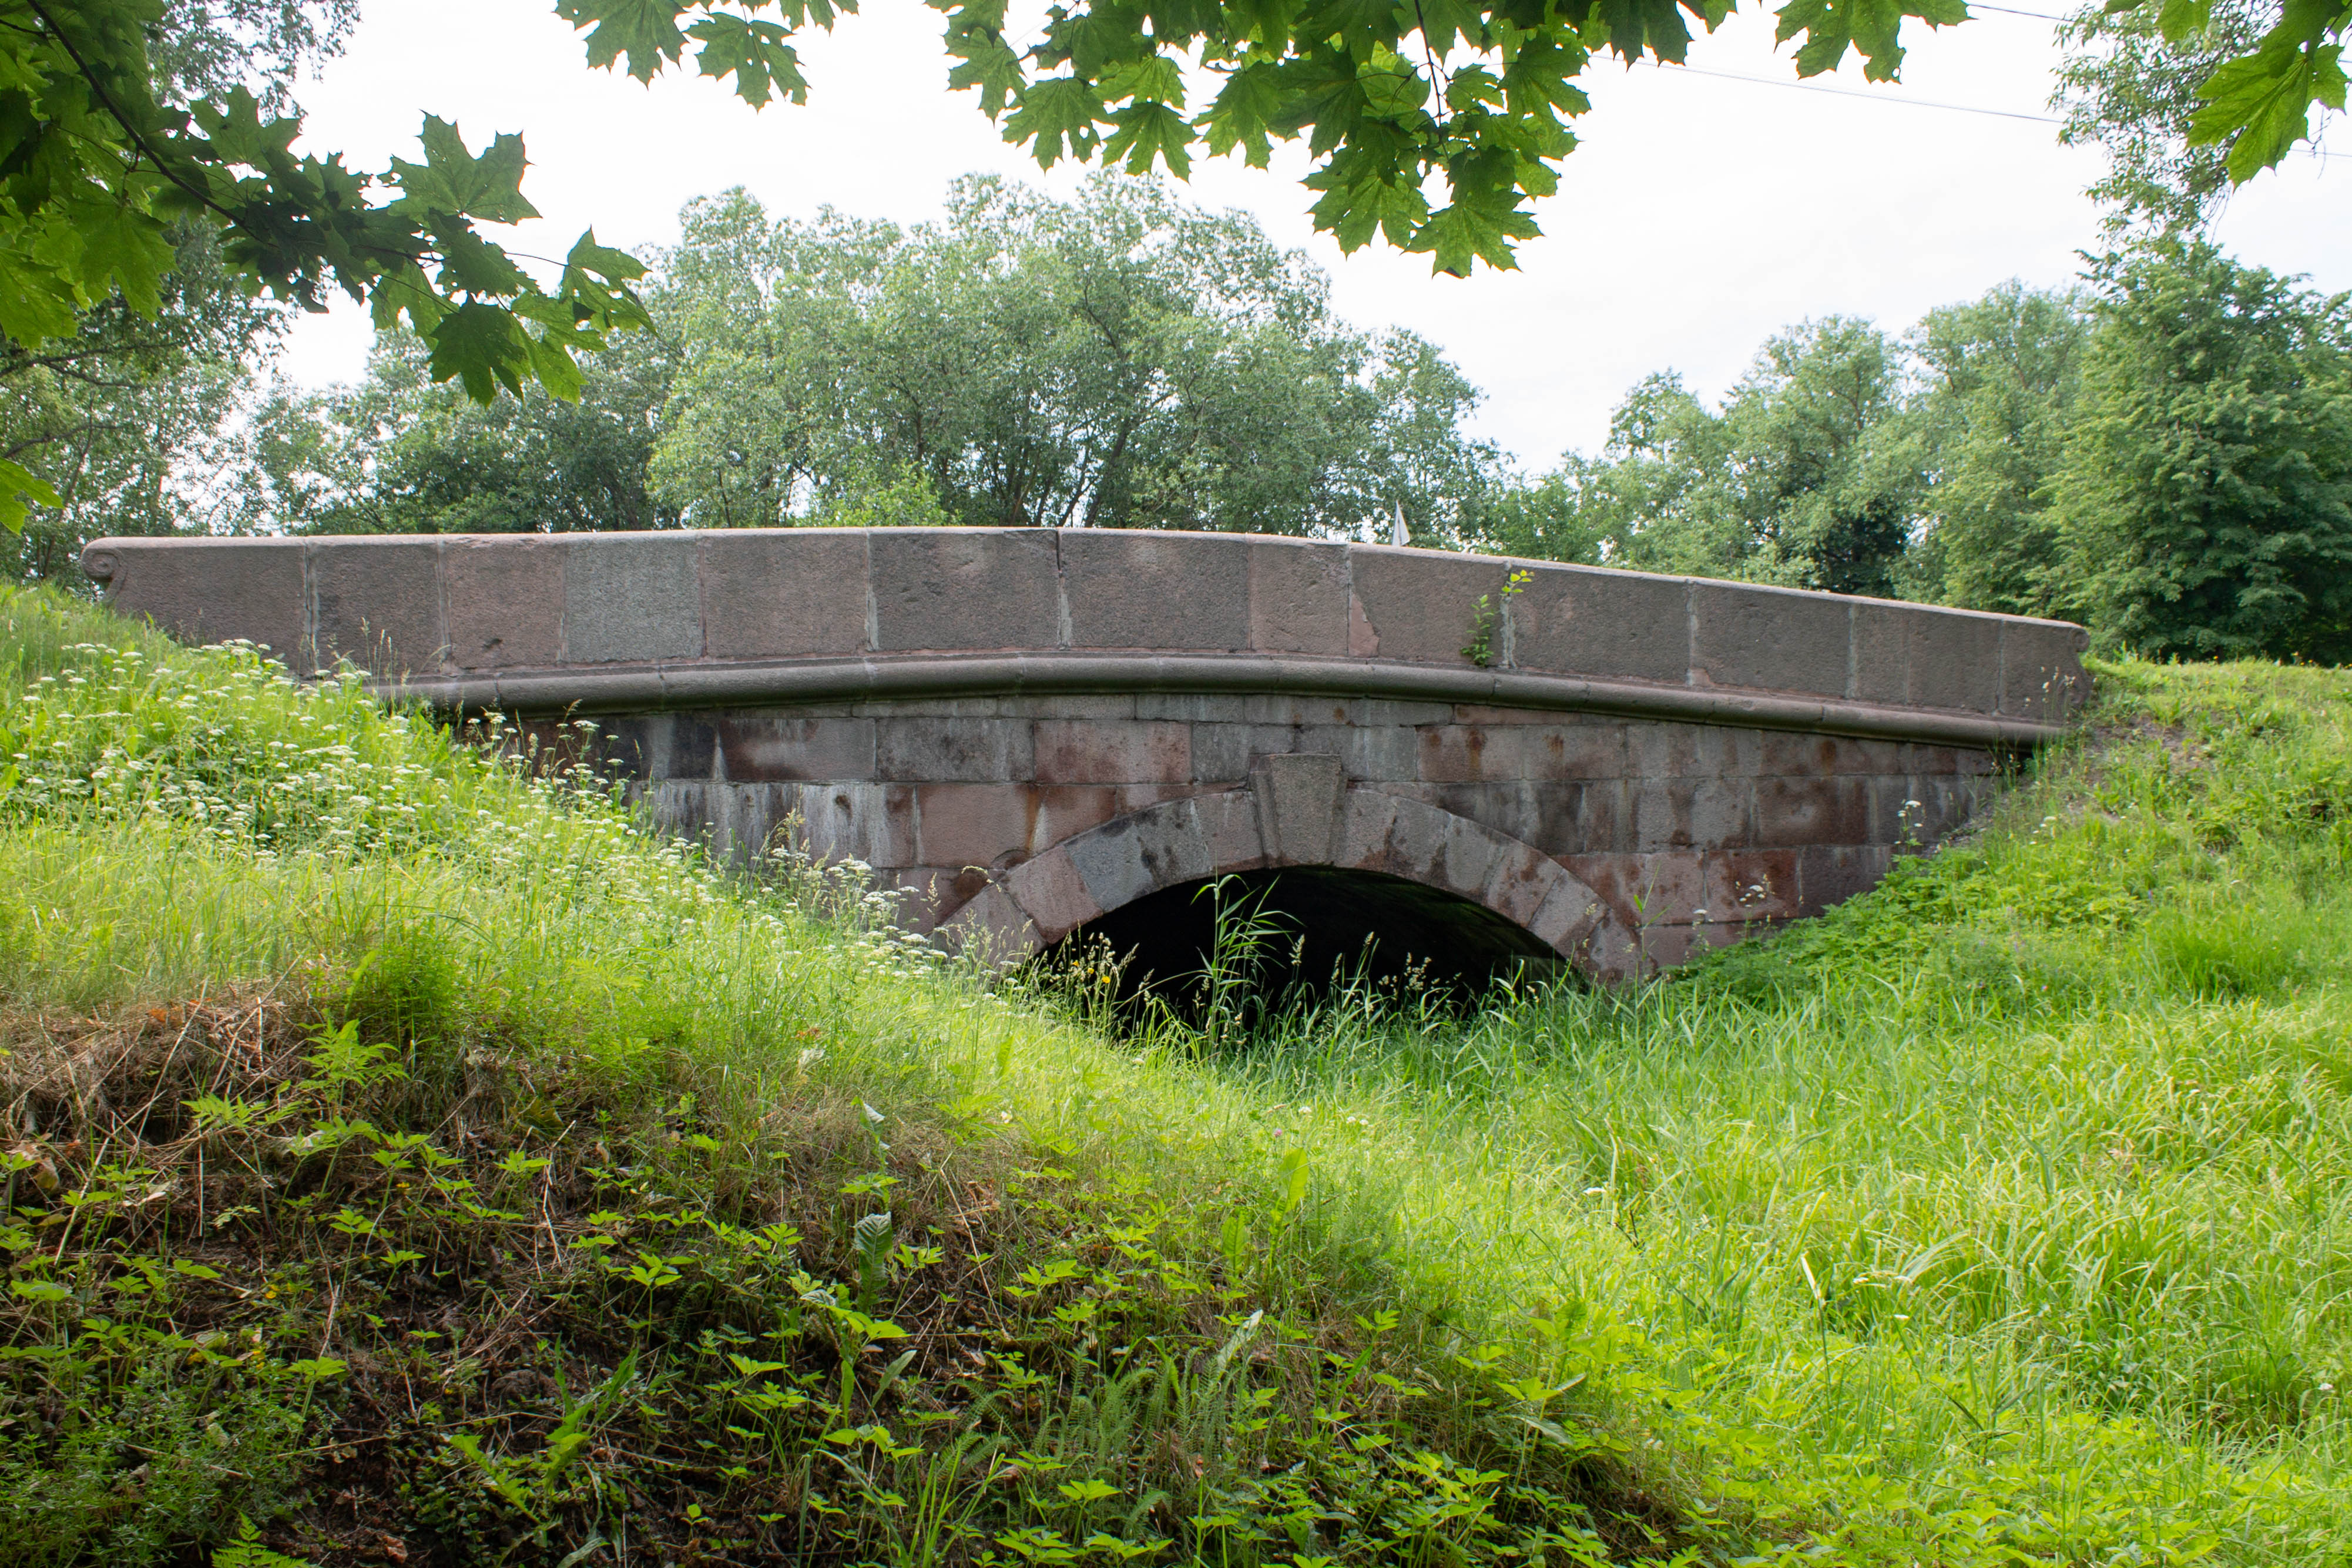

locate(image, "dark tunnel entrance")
[[1041, 867, 1564, 1019]]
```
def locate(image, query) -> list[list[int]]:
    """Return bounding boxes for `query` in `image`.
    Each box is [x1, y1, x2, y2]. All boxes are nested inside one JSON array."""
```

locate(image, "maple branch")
[[22, 0, 241, 229]]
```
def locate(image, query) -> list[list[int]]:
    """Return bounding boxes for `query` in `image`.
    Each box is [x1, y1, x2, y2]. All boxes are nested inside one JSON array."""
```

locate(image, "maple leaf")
[[1004, 75, 1108, 165], [1500, 34, 1593, 117], [388, 119, 539, 225], [1414, 198, 1537, 274], [431, 222, 532, 297], [1296, 0, 1403, 61], [1102, 100, 1195, 174], [1356, 49, 1432, 122], [560, 229, 650, 304], [555, 0, 689, 80], [1100, 53, 1187, 107], [428, 300, 535, 401], [1307, 169, 1429, 250], [2189, 38, 2347, 180], [76, 202, 172, 317], [1200, 63, 1284, 165], [525, 328, 588, 402], [947, 35, 1027, 116], [689, 14, 808, 106], [2156, 0, 2213, 41], [0, 458, 62, 537]]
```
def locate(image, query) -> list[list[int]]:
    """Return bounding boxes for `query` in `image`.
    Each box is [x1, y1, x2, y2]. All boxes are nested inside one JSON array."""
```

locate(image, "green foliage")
[[2054, 0, 2272, 233], [0, 0, 647, 499], [1475, 318, 1924, 596], [648, 174, 1496, 536], [1, 222, 283, 580], [2098, 0, 2350, 186], [559, 0, 1954, 275], [549, 0, 2329, 276], [2050, 240, 2352, 662], [1489, 251, 2352, 669], [249, 328, 679, 535], [0, 584, 1649, 1563], [1902, 279, 2091, 615]]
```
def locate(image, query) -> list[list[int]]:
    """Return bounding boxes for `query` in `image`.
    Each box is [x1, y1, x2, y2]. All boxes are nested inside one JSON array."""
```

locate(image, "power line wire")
[[1971, 4, 2073, 19], [1647, 61, 2066, 123]]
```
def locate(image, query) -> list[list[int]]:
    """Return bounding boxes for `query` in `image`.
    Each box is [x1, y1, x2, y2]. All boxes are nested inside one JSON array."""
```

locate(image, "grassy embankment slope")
[[0, 582, 2346, 1566]]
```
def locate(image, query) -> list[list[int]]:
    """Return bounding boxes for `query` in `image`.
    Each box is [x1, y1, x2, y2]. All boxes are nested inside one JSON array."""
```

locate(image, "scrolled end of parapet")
[[79, 543, 120, 586]]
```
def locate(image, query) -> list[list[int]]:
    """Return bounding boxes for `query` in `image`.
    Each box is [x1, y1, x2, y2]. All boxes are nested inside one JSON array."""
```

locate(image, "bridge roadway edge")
[[78, 528, 2092, 981]]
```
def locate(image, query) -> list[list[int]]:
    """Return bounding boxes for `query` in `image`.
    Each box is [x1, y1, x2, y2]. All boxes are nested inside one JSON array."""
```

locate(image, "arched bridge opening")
[[1045, 865, 1562, 1017]]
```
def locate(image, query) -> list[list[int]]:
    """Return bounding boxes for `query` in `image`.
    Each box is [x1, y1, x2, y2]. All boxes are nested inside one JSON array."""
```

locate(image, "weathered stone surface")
[[915, 783, 1036, 869], [447, 536, 564, 670], [1634, 778, 1755, 852], [938, 884, 1038, 963], [1006, 847, 1103, 944], [1690, 581, 1851, 697], [1354, 792, 1502, 899], [1063, 530, 1249, 650], [1752, 776, 1870, 848], [1034, 720, 1190, 785], [310, 538, 444, 676], [566, 534, 702, 664], [1067, 800, 1214, 912], [1507, 565, 1689, 683], [790, 781, 917, 868], [717, 714, 877, 782], [1251, 753, 1344, 865], [1629, 721, 1765, 781], [1853, 599, 2004, 714], [627, 713, 719, 781], [96, 539, 307, 664], [1348, 545, 1509, 664], [1703, 849, 1803, 923], [1795, 844, 1892, 914], [1525, 870, 1606, 953], [1249, 538, 1351, 655], [871, 529, 1061, 652], [1417, 724, 1527, 783], [1193, 788, 1269, 872], [700, 530, 871, 660], [2001, 618, 2092, 721], [877, 718, 1034, 782], [83, 526, 2089, 982]]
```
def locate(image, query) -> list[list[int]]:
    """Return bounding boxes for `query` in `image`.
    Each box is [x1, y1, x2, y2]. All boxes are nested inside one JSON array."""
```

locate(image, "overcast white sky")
[[277, 1, 2347, 468]]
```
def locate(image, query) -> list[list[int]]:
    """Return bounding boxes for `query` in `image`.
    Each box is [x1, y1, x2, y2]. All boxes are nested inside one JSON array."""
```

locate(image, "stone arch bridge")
[[83, 530, 2087, 983]]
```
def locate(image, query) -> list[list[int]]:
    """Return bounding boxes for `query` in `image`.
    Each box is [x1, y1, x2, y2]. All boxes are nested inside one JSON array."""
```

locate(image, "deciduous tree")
[[2051, 241, 2352, 663], [1904, 281, 2088, 615], [649, 174, 1494, 537]]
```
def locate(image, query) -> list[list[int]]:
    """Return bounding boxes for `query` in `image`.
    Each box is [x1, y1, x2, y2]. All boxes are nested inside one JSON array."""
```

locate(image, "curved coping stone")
[[79, 528, 2091, 746], [384, 654, 2067, 748]]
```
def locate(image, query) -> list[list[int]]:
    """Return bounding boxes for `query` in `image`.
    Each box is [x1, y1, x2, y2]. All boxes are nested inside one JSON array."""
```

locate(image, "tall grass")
[[4, 579, 2347, 1564], [1166, 658, 2352, 1561]]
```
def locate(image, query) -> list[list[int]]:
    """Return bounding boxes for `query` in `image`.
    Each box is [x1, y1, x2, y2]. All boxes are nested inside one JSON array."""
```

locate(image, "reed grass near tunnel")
[[1040, 867, 1568, 1023]]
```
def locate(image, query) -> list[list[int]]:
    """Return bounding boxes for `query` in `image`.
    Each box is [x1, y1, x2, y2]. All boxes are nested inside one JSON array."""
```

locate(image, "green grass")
[[1, 583, 2347, 1565]]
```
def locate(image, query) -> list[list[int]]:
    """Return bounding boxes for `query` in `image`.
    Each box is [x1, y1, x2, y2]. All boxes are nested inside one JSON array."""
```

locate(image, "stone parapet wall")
[[80, 529, 2088, 740]]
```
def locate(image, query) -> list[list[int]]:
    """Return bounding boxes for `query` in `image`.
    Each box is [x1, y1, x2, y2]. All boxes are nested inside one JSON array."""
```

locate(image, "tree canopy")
[[2051, 241, 2352, 663], [254, 173, 1499, 542], [2, 0, 2337, 538]]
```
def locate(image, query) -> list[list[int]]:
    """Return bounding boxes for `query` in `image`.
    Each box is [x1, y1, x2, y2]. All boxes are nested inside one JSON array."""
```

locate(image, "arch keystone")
[[1249, 753, 1343, 865]]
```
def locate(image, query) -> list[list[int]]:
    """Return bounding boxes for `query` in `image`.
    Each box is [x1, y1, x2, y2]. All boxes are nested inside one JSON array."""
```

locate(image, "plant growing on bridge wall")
[[1461, 569, 1532, 668]]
